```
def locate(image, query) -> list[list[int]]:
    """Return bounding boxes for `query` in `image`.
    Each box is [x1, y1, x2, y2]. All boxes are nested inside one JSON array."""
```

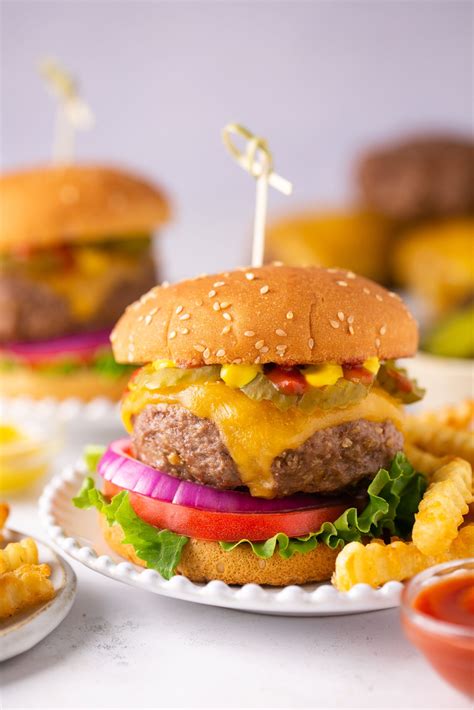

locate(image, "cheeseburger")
[[75, 265, 426, 585], [0, 163, 169, 400]]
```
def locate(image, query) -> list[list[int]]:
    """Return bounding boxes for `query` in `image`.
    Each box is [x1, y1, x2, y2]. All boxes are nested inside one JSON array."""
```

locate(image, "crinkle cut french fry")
[[332, 524, 474, 591], [408, 400, 474, 432], [404, 442, 446, 478], [404, 420, 474, 466], [0, 564, 55, 619], [0, 538, 38, 574], [412, 458, 473, 556]]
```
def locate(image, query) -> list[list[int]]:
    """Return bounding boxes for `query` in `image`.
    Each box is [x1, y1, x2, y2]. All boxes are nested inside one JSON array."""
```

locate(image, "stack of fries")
[[0, 504, 55, 618], [333, 399, 474, 591]]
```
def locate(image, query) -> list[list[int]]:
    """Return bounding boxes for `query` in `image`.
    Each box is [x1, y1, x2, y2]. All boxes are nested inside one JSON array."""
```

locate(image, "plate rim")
[[38, 460, 403, 617]]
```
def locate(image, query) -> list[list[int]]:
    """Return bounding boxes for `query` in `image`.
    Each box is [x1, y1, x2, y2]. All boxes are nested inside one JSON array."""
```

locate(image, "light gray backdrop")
[[1, 0, 472, 281]]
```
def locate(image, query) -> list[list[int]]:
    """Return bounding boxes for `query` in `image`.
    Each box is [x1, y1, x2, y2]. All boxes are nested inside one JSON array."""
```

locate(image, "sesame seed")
[[179, 313, 190, 320], [127, 352, 134, 362], [275, 328, 287, 337], [193, 344, 205, 352], [175, 306, 183, 314], [286, 311, 294, 320], [220, 302, 230, 309], [110, 331, 117, 342], [260, 285, 269, 295], [144, 314, 153, 325], [137, 315, 144, 322], [308, 338, 315, 349], [180, 328, 189, 335], [363, 288, 370, 295], [195, 299, 203, 306], [347, 315, 354, 325], [222, 312, 232, 321], [389, 291, 401, 300], [276, 344, 288, 352], [336, 280, 348, 287], [214, 281, 225, 288], [380, 324, 387, 335], [254, 356, 261, 364], [244, 330, 255, 337], [221, 325, 231, 334], [346, 271, 356, 279], [149, 308, 158, 316], [232, 358, 242, 364], [348, 325, 355, 335], [375, 338, 381, 348], [375, 294, 383, 302], [208, 290, 216, 298], [255, 340, 265, 350], [337, 311, 345, 321], [203, 348, 211, 359], [169, 331, 177, 339], [245, 272, 255, 280], [213, 302, 220, 311], [161, 281, 170, 288], [330, 320, 340, 329], [216, 348, 226, 357], [260, 346, 269, 353]]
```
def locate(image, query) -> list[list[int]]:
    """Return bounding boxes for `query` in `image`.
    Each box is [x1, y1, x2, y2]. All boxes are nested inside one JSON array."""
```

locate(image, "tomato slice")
[[104, 480, 348, 542], [266, 366, 309, 395], [342, 366, 375, 386]]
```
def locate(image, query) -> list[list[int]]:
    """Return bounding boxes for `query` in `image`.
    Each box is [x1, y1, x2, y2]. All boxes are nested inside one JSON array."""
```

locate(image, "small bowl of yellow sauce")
[[0, 420, 61, 493]]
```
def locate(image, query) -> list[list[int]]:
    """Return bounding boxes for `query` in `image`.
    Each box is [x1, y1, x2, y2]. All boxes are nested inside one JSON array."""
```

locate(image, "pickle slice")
[[133, 364, 221, 391], [241, 372, 369, 411], [241, 373, 298, 410], [298, 378, 369, 411], [376, 362, 425, 404]]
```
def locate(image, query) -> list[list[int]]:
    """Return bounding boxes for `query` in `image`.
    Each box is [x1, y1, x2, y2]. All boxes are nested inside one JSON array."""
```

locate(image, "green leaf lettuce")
[[220, 453, 426, 559], [73, 475, 188, 580]]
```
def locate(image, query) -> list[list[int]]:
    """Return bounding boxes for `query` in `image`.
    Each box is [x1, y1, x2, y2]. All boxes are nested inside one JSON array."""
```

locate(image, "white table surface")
[[1, 419, 472, 710]]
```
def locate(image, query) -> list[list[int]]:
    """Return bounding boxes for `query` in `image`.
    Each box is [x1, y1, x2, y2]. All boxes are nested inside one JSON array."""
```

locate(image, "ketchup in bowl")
[[401, 559, 474, 698]]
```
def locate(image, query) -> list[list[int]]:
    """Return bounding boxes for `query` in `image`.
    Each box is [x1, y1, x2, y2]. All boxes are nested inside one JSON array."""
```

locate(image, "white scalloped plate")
[[38, 463, 404, 616], [0, 531, 77, 661], [0, 395, 120, 426]]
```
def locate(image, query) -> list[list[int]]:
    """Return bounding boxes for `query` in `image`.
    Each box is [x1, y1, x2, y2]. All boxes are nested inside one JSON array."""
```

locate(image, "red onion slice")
[[2, 330, 112, 362], [98, 439, 350, 514]]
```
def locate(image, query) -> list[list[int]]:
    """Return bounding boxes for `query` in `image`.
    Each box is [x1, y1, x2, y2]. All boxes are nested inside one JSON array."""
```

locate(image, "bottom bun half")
[[100, 515, 338, 586], [0, 367, 129, 401]]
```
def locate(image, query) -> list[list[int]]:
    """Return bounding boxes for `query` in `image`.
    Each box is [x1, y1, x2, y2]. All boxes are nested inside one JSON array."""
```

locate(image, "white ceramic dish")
[[0, 531, 77, 661], [0, 395, 120, 426], [39, 462, 403, 617]]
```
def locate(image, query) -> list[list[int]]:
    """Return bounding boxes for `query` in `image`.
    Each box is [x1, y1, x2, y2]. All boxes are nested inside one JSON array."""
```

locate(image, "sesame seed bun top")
[[0, 163, 170, 252], [111, 265, 418, 366]]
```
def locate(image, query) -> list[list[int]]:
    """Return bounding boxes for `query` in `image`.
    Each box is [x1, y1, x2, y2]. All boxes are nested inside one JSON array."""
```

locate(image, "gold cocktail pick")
[[222, 123, 292, 267], [39, 58, 94, 163]]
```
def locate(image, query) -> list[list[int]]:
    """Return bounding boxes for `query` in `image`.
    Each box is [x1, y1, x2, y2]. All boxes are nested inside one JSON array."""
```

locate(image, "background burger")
[[0, 163, 170, 400], [75, 265, 426, 585]]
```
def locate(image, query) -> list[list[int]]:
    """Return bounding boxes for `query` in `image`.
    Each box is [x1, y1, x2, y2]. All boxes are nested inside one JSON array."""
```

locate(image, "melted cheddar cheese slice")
[[122, 382, 404, 498]]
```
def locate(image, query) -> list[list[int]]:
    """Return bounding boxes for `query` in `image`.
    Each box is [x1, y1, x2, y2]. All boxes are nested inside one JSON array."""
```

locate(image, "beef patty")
[[132, 404, 403, 497]]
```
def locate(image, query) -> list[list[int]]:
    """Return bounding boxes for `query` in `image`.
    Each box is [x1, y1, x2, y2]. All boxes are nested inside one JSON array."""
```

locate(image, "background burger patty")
[[0, 258, 156, 343], [132, 405, 403, 496], [0, 275, 73, 343]]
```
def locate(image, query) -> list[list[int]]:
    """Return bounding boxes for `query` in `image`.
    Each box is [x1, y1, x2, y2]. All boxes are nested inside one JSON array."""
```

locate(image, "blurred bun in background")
[[265, 209, 394, 283], [0, 163, 171, 400]]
